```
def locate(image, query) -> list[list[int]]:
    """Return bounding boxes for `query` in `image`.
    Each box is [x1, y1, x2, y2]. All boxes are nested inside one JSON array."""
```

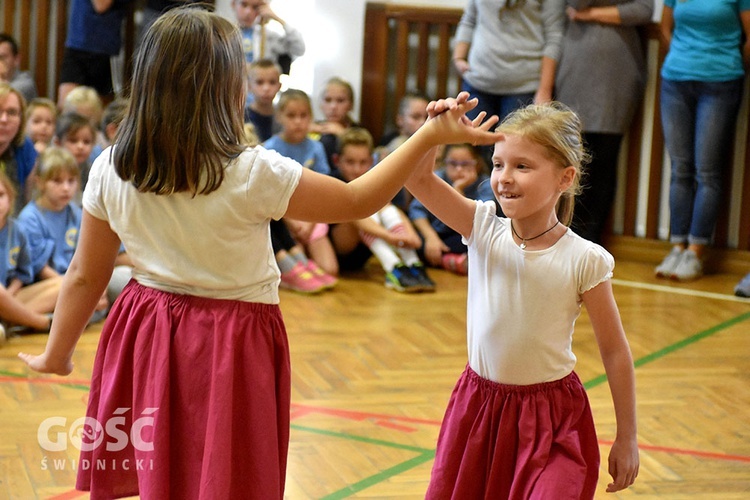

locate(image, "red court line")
[[598, 440, 750, 463], [47, 490, 86, 500], [290, 403, 442, 426]]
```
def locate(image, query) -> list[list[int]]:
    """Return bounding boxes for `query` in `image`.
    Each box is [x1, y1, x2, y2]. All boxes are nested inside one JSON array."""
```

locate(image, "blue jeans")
[[660, 78, 744, 245], [461, 80, 535, 124]]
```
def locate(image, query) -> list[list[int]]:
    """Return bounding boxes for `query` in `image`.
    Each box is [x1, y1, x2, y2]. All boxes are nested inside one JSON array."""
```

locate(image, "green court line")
[[584, 310, 750, 390], [320, 451, 435, 500], [291, 424, 433, 454]]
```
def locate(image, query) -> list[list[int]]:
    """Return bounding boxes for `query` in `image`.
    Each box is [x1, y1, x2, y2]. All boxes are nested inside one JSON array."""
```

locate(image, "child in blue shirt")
[[0, 171, 58, 338], [263, 89, 339, 281], [409, 143, 494, 275]]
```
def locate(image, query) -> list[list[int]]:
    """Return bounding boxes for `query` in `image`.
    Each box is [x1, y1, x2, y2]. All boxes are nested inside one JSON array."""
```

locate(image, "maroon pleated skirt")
[[76, 281, 291, 499], [426, 366, 599, 500]]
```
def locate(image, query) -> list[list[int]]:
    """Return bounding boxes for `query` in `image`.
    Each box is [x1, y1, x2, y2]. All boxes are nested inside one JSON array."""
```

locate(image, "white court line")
[[611, 279, 750, 304]]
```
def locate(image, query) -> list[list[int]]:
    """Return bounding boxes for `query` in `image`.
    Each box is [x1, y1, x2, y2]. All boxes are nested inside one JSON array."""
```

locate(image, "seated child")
[[100, 97, 128, 147], [409, 143, 494, 275], [244, 58, 282, 142], [54, 111, 96, 200], [330, 127, 435, 292], [263, 89, 339, 281], [0, 171, 59, 341], [61, 85, 107, 162], [375, 91, 430, 212], [17, 147, 109, 319], [25, 97, 57, 154], [309, 76, 358, 171]]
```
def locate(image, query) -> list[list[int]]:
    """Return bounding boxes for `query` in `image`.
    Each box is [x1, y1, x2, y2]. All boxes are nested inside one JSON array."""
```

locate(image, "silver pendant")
[[520, 242, 527, 250]]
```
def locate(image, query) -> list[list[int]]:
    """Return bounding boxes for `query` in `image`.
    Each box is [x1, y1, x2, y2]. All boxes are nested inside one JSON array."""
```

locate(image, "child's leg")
[[377, 204, 422, 266], [1, 284, 53, 330], [304, 224, 339, 276], [15, 276, 63, 314]]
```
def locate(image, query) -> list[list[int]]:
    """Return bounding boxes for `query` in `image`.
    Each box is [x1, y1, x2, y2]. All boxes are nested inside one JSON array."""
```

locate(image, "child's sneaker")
[[280, 262, 327, 294], [305, 260, 337, 289], [672, 249, 703, 281], [655, 247, 683, 278], [409, 263, 436, 292], [385, 264, 422, 293], [735, 272, 750, 297], [442, 253, 468, 275]]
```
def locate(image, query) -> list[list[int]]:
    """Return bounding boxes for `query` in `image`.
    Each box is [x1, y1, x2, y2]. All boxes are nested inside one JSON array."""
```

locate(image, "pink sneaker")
[[442, 253, 468, 275], [280, 262, 327, 294], [305, 260, 337, 289]]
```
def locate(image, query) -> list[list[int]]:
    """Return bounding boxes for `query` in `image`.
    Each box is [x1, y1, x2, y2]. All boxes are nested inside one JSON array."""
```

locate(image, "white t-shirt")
[[83, 146, 302, 304], [465, 201, 614, 385]]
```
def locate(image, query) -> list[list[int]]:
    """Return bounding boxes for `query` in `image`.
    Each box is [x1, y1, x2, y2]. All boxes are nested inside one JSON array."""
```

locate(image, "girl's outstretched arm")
[[285, 92, 502, 224], [18, 212, 121, 376], [582, 280, 639, 493]]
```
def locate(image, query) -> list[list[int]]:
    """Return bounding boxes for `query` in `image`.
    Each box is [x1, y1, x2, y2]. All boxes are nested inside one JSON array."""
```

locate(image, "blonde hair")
[[36, 146, 80, 183], [114, 6, 246, 195], [0, 83, 27, 147], [242, 122, 259, 147], [62, 86, 103, 123], [496, 102, 588, 226], [26, 97, 58, 121], [277, 88, 312, 115], [338, 127, 373, 155]]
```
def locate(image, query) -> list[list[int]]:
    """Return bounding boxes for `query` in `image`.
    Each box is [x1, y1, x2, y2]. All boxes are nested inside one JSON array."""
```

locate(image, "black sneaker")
[[409, 263, 436, 292], [385, 264, 423, 292]]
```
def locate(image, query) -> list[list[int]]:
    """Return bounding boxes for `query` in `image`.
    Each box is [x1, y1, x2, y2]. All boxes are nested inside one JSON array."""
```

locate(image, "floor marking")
[[612, 278, 750, 303]]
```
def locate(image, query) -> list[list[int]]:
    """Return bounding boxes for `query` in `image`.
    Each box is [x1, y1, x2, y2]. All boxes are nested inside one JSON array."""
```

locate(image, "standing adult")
[[57, 0, 133, 108], [555, 0, 653, 245], [0, 34, 38, 103], [452, 0, 566, 120], [654, 0, 750, 281]]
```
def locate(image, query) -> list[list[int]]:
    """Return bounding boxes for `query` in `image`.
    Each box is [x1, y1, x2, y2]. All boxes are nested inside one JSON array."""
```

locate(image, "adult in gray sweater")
[[555, 0, 653, 245], [453, 0, 566, 117], [452, 0, 565, 174]]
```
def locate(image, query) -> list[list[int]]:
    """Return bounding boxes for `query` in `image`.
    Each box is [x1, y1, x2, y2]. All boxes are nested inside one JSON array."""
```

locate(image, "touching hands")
[[422, 92, 503, 147], [607, 437, 639, 492]]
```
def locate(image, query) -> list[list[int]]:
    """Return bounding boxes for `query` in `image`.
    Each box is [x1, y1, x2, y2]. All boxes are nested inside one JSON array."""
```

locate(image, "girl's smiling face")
[[491, 134, 574, 223]]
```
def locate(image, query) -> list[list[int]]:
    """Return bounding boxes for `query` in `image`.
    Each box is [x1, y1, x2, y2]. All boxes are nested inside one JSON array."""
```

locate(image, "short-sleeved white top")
[[465, 201, 614, 385], [83, 146, 302, 304]]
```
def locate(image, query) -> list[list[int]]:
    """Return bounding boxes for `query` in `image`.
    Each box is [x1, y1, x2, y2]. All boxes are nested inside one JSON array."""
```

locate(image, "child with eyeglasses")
[[409, 143, 493, 274]]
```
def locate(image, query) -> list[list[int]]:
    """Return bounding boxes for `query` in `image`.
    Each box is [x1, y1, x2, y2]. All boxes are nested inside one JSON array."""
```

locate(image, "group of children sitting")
[[0, 83, 131, 342], [244, 59, 495, 294]]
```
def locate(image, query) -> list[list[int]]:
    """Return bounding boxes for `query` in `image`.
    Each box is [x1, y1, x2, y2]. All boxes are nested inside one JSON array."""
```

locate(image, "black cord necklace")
[[510, 220, 559, 250]]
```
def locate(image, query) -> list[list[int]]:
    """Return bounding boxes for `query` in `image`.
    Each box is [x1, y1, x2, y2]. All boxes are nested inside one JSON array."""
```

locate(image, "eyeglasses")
[[0, 108, 21, 119], [445, 159, 477, 169]]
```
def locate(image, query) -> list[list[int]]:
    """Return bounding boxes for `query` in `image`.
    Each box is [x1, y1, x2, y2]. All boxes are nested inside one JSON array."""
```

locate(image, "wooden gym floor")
[[0, 257, 748, 499]]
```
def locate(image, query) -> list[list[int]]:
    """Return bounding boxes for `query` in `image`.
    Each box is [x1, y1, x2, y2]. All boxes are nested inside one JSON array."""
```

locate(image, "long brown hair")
[[114, 6, 246, 195]]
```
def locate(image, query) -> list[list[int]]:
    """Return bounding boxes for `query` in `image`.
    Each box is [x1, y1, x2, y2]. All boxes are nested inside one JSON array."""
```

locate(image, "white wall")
[[215, 0, 664, 120]]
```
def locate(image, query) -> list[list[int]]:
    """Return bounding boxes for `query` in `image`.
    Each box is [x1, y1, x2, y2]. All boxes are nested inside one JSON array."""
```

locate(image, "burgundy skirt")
[[76, 281, 291, 500], [426, 366, 599, 500]]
